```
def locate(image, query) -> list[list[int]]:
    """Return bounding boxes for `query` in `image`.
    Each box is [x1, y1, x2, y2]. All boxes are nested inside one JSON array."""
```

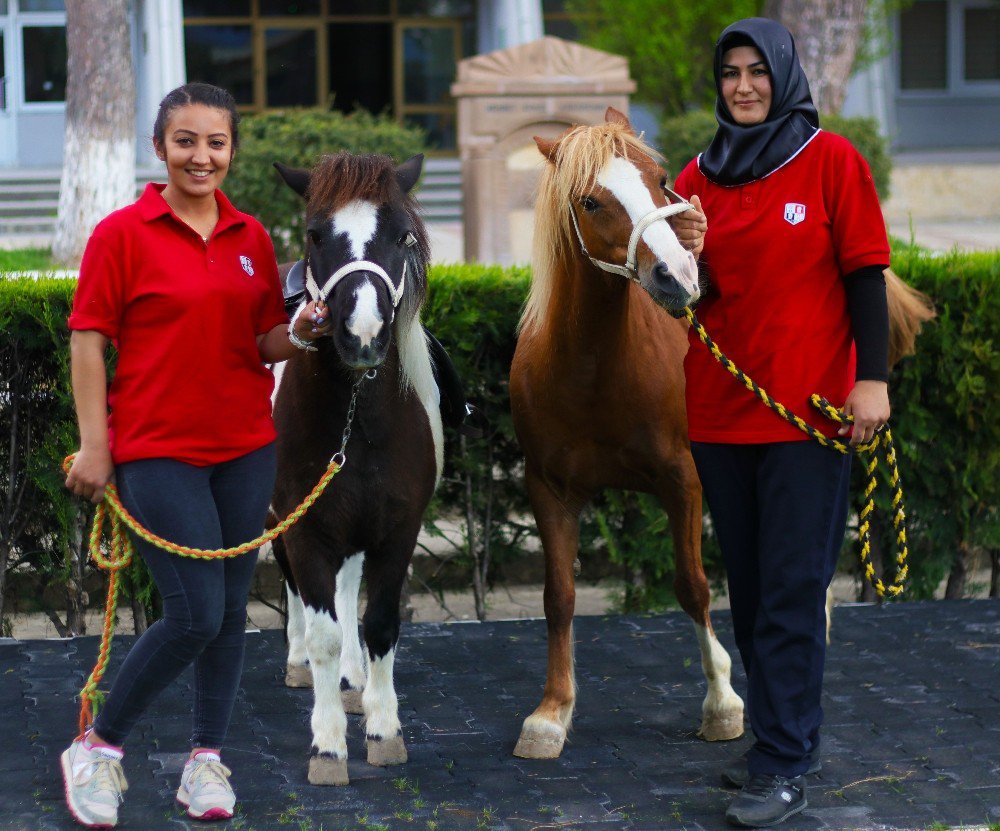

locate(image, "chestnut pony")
[[510, 109, 745, 759]]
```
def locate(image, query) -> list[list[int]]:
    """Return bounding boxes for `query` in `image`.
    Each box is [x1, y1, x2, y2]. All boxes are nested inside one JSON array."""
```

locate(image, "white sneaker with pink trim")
[[176, 752, 236, 820], [61, 739, 128, 828]]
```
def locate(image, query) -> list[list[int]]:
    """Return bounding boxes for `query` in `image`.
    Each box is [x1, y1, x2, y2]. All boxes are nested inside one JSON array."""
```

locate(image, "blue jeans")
[[691, 440, 850, 778], [92, 442, 276, 749]]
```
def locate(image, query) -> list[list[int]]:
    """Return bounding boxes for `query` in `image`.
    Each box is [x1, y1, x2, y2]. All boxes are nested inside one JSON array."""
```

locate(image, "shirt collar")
[[138, 182, 247, 233]]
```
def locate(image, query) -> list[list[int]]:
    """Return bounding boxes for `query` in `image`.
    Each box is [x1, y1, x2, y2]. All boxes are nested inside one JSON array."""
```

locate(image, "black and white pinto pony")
[[269, 153, 441, 785]]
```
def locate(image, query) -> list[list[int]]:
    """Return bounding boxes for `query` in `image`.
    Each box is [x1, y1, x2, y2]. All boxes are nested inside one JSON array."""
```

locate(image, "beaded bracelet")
[[288, 326, 318, 352]]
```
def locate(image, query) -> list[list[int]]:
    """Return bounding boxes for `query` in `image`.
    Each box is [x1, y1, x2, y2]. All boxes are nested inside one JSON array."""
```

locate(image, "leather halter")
[[568, 186, 693, 282]]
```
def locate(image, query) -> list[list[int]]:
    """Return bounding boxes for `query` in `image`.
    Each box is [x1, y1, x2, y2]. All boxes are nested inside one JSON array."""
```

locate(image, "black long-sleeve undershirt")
[[844, 264, 890, 382]]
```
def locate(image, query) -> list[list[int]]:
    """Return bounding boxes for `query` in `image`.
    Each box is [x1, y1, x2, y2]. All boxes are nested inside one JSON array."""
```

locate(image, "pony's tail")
[[886, 267, 935, 368]]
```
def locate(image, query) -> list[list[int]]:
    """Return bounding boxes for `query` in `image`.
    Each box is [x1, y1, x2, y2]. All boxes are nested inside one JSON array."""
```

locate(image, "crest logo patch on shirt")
[[783, 203, 806, 226], [240, 255, 255, 276]]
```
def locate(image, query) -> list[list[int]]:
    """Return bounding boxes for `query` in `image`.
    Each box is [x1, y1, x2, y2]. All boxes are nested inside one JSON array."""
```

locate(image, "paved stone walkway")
[[3, 600, 997, 831]]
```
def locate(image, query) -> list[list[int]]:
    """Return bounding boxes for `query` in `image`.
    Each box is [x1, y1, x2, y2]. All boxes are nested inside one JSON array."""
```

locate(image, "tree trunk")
[[990, 549, 999, 599], [52, 0, 136, 266], [944, 541, 970, 599], [763, 0, 868, 114]]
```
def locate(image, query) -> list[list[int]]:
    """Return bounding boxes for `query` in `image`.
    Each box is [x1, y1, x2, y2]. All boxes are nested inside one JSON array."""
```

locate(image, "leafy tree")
[[565, 0, 761, 114]]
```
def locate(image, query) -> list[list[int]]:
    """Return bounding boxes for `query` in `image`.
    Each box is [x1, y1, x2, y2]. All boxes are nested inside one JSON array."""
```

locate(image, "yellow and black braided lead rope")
[[62, 368, 373, 737], [685, 308, 909, 600], [61, 454, 343, 738]]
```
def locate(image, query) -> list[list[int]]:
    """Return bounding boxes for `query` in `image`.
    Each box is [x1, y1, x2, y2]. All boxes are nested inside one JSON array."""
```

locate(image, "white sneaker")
[[61, 739, 128, 829], [176, 752, 236, 820]]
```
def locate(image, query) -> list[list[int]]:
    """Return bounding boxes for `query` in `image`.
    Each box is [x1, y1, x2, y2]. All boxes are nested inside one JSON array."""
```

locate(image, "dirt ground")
[[8, 569, 993, 640]]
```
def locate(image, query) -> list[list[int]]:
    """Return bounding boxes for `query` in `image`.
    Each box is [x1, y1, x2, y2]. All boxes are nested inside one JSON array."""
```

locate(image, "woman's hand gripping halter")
[[287, 255, 408, 350], [568, 186, 694, 283]]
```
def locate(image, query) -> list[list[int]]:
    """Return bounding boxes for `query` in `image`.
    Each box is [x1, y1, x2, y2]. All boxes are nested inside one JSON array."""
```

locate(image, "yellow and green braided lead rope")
[[61, 453, 343, 738], [684, 307, 909, 600]]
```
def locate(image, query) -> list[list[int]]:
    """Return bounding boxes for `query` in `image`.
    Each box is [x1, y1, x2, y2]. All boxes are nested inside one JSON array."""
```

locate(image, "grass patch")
[[0, 248, 54, 271]]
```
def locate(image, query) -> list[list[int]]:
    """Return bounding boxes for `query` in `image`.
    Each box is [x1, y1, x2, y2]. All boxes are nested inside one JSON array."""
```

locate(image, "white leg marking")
[[694, 623, 744, 737], [363, 648, 401, 740], [597, 156, 699, 295], [336, 553, 367, 691], [346, 282, 383, 347], [330, 201, 378, 260], [304, 607, 347, 758], [286, 584, 308, 667]]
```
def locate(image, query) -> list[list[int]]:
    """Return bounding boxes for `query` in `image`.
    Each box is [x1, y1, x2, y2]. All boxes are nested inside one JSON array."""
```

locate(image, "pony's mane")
[[307, 152, 405, 216], [520, 122, 663, 336]]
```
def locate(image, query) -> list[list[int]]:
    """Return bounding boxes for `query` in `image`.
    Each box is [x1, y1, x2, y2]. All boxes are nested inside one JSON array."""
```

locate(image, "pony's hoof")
[[285, 663, 313, 688], [366, 735, 407, 766], [698, 711, 744, 742], [308, 754, 349, 786], [513, 718, 566, 759], [341, 687, 364, 715]]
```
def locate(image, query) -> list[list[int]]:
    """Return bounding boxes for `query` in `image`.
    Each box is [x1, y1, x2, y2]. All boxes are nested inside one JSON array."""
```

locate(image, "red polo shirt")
[[674, 130, 890, 443], [69, 183, 287, 465]]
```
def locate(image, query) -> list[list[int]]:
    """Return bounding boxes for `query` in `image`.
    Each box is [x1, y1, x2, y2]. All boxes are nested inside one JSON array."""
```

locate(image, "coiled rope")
[[64, 369, 373, 737], [685, 308, 909, 599]]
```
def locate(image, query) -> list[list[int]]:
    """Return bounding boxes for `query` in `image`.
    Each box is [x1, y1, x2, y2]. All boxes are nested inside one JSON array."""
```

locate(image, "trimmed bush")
[[657, 109, 892, 199], [2, 250, 996, 623], [224, 109, 427, 261]]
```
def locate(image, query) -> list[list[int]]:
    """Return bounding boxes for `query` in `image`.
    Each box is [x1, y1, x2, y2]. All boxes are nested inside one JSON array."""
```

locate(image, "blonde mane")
[[520, 122, 663, 336]]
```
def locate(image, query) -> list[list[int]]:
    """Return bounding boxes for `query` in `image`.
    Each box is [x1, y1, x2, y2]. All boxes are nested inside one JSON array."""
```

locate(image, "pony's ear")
[[534, 136, 559, 163], [396, 154, 424, 194], [273, 162, 311, 199], [605, 107, 633, 131]]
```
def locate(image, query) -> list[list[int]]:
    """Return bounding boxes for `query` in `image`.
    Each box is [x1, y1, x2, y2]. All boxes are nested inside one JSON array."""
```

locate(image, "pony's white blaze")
[[335, 553, 367, 692], [596, 156, 699, 295], [346, 281, 383, 346], [304, 606, 348, 758], [330, 200, 379, 260], [363, 648, 401, 740]]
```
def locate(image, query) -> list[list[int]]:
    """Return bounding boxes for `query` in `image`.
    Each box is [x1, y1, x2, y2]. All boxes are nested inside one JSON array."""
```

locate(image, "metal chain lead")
[[332, 368, 377, 467]]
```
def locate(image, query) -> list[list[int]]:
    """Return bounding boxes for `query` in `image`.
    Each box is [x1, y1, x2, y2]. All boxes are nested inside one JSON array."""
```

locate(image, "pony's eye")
[[307, 228, 322, 245], [581, 196, 599, 212], [400, 232, 417, 247]]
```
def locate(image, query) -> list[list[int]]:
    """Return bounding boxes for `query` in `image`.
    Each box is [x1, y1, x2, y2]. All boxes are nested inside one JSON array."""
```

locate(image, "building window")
[[184, 25, 254, 105], [20, 0, 65, 10], [964, 5, 999, 81], [265, 28, 317, 106], [899, 1, 948, 90], [22, 24, 66, 102], [899, 0, 1000, 92]]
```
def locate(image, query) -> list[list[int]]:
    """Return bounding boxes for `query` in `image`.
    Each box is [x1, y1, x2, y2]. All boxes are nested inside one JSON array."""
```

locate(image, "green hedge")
[[1, 249, 996, 626], [657, 109, 892, 199], [224, 109, 427, 261]]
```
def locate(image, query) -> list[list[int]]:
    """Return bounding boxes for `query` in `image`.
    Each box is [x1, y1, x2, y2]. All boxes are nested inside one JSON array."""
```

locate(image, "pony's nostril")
[[652, 262, 673, 290]]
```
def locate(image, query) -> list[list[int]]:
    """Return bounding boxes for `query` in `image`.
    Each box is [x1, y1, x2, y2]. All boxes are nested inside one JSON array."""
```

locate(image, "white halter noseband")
[[568, 186, 693, 282], [286, 257, 407, 350], [304, 257, 406, 310]]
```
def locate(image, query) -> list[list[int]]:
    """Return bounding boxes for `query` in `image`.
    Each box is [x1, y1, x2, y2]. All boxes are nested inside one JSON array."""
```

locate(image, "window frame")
[[896, 0, 1000, 98], [16, 7, 66, 112]]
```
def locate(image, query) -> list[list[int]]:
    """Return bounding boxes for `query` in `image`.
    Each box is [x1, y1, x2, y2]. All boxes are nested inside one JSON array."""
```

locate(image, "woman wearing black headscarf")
[[673, 18, 891, 827]]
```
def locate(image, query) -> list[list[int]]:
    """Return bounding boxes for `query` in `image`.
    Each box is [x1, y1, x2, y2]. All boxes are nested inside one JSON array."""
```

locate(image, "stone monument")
[[451, 36, 635, 266]]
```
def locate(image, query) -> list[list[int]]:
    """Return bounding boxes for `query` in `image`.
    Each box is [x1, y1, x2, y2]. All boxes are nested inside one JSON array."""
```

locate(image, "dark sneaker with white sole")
[[726, 774, 807, 827], [721, 755, 821, 788]]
